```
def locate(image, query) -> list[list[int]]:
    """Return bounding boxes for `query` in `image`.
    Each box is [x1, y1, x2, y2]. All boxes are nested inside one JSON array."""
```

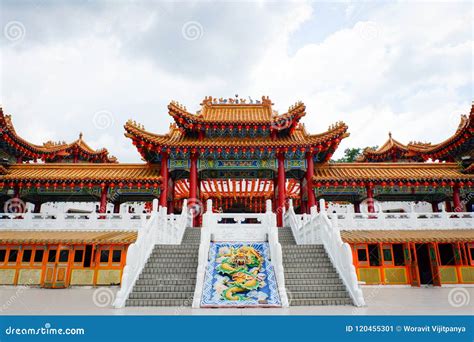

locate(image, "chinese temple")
[[0, 97, 473, 307]]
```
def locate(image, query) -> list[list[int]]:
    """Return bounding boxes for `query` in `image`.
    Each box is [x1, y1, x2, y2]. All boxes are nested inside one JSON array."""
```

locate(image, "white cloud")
[[0, 0, 471, 162], [249, 1, 472, 158]]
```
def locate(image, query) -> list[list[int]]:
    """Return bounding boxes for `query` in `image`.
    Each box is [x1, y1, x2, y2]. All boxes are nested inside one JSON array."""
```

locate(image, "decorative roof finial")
[[388, 132, 392, 139]]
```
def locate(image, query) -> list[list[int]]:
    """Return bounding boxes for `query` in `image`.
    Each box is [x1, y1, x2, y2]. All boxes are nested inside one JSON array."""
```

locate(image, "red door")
[[43, 246, 70, 288], [429, 243, 441, 286]]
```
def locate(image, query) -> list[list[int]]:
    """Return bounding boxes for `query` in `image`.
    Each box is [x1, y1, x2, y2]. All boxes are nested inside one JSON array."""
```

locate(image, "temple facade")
[[0, 97, 472, 302]]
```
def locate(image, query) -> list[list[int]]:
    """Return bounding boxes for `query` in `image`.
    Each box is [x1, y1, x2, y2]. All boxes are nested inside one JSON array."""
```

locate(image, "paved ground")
[[0, 286, 472, 315]]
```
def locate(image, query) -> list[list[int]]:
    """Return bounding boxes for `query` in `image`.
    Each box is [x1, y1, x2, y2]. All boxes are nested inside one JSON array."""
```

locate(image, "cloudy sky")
[[0, 0, 472, 162]]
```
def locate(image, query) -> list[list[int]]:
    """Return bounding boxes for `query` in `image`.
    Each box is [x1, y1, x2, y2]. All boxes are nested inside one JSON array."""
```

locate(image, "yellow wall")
[[70, 269, 94, 285], [358, 268, 381, 284], [0, 269, 16, 285], [384, 268, 408, 284], [460, 267, 474, 283], [17, 269, 41, 285], [439, 267, 458, 283], [96, 270, 121, 285]]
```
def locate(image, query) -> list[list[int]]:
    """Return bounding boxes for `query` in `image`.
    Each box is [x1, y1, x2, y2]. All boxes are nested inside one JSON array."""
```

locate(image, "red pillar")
[[306, 152, 315, 213], [354, 201, 361, 213], [445, 200, 453, 212], [453, 184, 462, 212], [33, 202, 42, 213], [299, 179, 307, 214], [167, 178, 175, 214], [99, 184, 109, 213], [159, 152, 169, 208], [113, 202, 120, 213], [189, 153, 199, 227], [366, 186, 375, 213], [431, 202, 439, 213], [277, 153, 286, 227]]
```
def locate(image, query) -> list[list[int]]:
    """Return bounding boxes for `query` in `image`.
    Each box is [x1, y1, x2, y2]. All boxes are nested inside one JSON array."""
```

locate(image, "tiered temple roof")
[[168, 96, 306, 132], [358, 105, 473, 162], [125, 96, 349, 162], [1, 163, 161, 188], [0, 108, 117, 163], [313, 162, 472, 187]]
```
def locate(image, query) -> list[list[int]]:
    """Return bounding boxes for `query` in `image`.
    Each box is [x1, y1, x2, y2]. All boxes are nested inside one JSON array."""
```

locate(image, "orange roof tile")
[[358, 132, 412, 161], [0, 230, 137, 244], [125, 121, 349, 149], [313, 162, 473, 182], [168, 96, 306, 129], [341, 229, 474, 243], [1, 163, 161, 183]]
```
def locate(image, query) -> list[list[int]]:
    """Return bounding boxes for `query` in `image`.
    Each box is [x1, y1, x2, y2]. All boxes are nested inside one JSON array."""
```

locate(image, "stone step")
[[282, 245, 325, 250], [154, 245, 200, 250], [132, 285, 196, 292], [283, 260, 333, 266], [126, 299, 193, 307], [129, 292, 195, 300], [144, 264, 199, 270], [283, 256, 331, 262], [291, 291, 349, 300], [148, 256, 198, 260], [142, 267, 197, 274], [287, 284, 346, 292], [283, 251, 328, 256], [151, 250, 200, 255], [284, 272, 340, 280], [290, 298, 353, 306], [139, 273, 197, 280], [152, 249, 199, 253], [284, 267, 336, 273], [145, 260, 199, 266], [285, 278, 344, 286], [135, 279, 196, 286]]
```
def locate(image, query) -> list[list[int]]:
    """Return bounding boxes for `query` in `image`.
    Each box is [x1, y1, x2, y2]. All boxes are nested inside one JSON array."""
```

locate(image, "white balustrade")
[[192, 199, 288, 308], [327, 209, 474, 231], [114, 200, 190, 308], [316, 199, 365, 307], [0, 212, 149, 231], [284, 198, 365, 306], [284, 199, 318, 244]]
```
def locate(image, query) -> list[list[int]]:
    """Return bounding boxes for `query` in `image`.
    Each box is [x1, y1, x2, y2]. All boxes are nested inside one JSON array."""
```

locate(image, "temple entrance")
[[172, 178, 302, 217], [415, 244, 433, 285], [43, 246, 70, 288]]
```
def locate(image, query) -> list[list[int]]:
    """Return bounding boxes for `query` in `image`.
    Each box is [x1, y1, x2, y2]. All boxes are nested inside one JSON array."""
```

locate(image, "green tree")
[[333, 146, 378, 163], [335, 148, 362, 162]]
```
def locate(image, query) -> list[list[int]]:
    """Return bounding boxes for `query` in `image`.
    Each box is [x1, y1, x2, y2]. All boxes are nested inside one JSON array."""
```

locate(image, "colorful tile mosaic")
[[201, 242, 281, 307]]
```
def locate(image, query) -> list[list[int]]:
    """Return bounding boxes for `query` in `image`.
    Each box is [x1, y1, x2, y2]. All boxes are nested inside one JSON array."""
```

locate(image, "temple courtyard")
[[0, 286, 472, 315]]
